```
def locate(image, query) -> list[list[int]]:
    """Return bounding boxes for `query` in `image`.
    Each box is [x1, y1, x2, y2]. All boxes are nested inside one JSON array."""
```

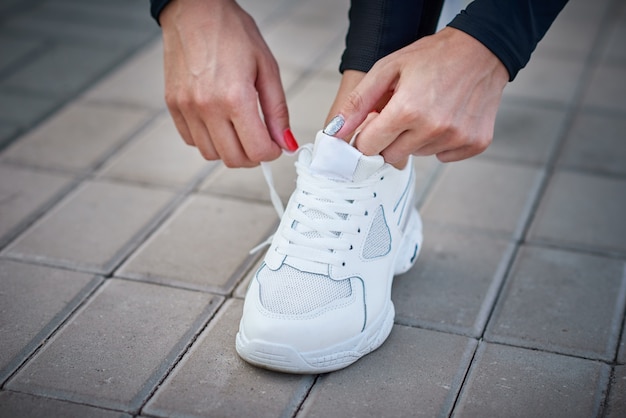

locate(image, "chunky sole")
[[236, 301, 394, 374], [236, 208, 424, 374]]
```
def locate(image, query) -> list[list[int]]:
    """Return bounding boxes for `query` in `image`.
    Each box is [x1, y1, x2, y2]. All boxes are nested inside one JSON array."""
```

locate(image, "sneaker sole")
[[236, 301, 395, 374], [236, 208, 423, 374]]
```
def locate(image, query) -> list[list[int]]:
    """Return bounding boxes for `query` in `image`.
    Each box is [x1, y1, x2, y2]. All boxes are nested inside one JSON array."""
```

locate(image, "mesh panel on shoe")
[[352, 156, 384, 182], [362, 205, 391, 259], [258, 264, 352, 315]]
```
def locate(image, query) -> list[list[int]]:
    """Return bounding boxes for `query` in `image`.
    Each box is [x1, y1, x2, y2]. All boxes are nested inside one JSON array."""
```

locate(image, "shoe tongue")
[[309, 131, 384, 182]]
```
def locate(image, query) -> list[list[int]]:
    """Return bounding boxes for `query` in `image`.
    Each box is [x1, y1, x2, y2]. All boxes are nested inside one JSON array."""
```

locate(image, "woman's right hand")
[[160, 0, 297, 168]]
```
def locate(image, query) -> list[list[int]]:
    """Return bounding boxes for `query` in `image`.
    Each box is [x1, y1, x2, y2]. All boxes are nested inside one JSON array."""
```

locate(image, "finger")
[[436, 144, 483, 163], [208, 119, 257, 168], [330, 60, 399, 138], [232, 97, 282, 163], [350, 111, 379, 142], [167, 104, 195, 147], [353, 94, 414, 156], [185, 113, 219, 160], [256, 56, 295, 151], [378, 129, 431, 164]]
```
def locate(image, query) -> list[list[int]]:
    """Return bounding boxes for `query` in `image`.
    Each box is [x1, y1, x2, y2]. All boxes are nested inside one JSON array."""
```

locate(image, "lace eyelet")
[[373, 192, 377, 198], [342, 262, 346, 266], [349, 245, 353, 250], [380, 176, 384, 180], [357, 227, 361, 233], [364, 210, 368, 216]]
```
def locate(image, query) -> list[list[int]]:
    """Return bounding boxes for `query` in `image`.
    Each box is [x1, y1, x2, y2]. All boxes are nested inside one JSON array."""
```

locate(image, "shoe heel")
[[394, 208, 423, 275]]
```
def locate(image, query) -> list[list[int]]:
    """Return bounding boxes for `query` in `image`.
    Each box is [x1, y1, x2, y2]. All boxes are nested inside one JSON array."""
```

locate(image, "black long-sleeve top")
[[150, 0, 568, 81]]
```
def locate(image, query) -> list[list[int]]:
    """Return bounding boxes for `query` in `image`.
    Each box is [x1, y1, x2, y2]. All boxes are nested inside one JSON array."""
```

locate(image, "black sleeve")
[[340, 0, 444, 74], [150, 0, 170, 24], [447, 0, 569, 81]]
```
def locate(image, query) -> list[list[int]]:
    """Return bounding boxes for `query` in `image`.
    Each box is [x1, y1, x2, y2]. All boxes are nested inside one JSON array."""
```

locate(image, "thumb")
[[324, 64, 397, 139]]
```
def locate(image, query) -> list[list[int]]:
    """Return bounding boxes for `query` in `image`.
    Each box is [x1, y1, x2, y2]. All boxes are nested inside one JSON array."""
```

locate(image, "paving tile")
[[30, 0, 157, 29], [82, 40, 165, 109], [617, 323, 626, 364], [0, 91, 58, 127], [0, 35, 42, 74], [392, 224, 513, 337], [528, 171, 626, 255], [581, 63, 626, 114], [0, 391, 130, 418], [0, 124, 19, 149], [602, 7, 626, 64], [200, 153, 298, 204], [144, 298, 313, 418], [117, 194, 276, 294], [233, 257, 263, 299], [411, 156, 442, 206], [0, 260, 101, 384], [264, 18, 342, 73], [422, 159, 541, 238], [557, 111, 626, 176], [300, 326, 476, 418], [7, 279, 222, 412], [606, 366, 626, 418], [533, 17, 599, 60], [0, 0, 23, 15], [454, 342, 608, 418], [288, 76, 342, 140], [503, 55, 585, 105], [556, 0, 610, 22], [2, 14, 155, 49], [3, 180, 175, 274], [486, 245, 626, 361], [0, 164, 74, 247], [316, 37, 346, 79], [1, 44, 127, 98], [0, 102, 151, 173], [288, 0, 350, 29], [238, 0, 287, 27], [97, 114, 210, 188], [481, 101, 567, 165]]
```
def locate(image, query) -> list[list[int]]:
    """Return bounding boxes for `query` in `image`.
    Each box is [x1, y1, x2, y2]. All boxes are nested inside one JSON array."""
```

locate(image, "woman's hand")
[[329, 27, 509, 164], [160, 0, 297, 168]]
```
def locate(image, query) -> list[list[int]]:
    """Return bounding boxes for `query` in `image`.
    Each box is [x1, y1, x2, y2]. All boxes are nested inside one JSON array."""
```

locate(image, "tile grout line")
[[476, 0, 621, 351], [0, 34, 162, 153], [132, 296, 227, 415], [445, 0, 623, 415], [287, 375, 319, 418], [0, 276, 106, 391], [0, 109, 164, 253], [0, 388, 131, 415], [444, 339, 481, 418], [103, 161, 220, 277]]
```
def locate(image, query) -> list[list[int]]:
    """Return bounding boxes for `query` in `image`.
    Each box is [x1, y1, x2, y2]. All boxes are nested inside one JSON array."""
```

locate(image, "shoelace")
[[255, 154, 378, 267], [248, 159, 292, 255]]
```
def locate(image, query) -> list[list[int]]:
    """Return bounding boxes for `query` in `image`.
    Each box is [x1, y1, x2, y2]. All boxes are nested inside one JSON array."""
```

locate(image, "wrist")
[[439, 27, 509, 88], [160, 0, 234, 31]]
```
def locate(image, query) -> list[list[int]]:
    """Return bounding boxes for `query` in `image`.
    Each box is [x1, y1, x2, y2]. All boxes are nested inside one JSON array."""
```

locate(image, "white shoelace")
[[255, 156, 378, 267]]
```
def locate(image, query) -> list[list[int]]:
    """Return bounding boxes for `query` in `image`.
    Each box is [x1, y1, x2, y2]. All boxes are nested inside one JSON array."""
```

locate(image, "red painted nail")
[[283, 128, 299, 151]]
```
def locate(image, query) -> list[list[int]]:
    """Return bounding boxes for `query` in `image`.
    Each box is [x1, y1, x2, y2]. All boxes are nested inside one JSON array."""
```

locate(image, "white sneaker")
[[236, 131, 423, 373]]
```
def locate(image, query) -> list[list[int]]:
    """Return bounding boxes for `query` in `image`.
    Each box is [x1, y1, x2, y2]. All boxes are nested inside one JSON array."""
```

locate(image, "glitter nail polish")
[[323, 115, 345, 136]]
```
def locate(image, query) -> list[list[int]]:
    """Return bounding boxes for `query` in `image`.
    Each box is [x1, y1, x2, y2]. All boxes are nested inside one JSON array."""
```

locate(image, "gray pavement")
[[0, 0, 625, 417]]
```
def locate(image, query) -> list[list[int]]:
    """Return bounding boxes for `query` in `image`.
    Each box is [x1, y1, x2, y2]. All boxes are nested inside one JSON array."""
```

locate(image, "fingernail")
[[323, 114, 345, 136], [283, 128, 299, 151]]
